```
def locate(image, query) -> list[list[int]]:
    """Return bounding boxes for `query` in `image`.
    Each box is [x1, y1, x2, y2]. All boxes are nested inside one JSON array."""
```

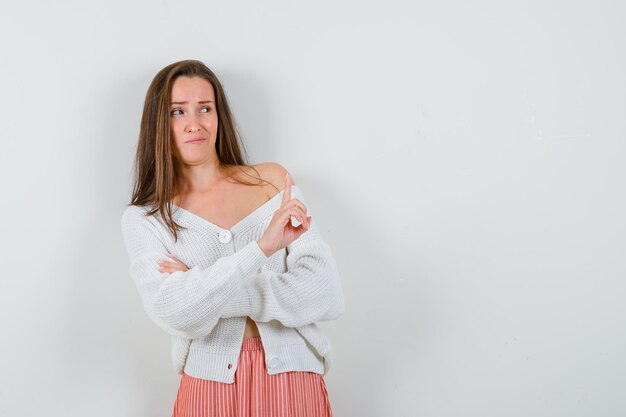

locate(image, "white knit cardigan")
[[120, 185, 346, 383]]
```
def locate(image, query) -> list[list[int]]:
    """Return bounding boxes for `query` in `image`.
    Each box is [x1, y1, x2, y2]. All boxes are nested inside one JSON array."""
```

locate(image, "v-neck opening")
[[170, 185, 299, 234]]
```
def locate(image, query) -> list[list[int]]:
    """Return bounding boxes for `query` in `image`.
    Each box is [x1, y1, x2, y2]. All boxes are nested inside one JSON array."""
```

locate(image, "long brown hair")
[[126, 59, 277, 242]]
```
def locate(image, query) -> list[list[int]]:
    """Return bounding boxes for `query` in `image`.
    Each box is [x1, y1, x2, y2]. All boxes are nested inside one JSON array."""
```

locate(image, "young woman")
[[120, 59, 345, 417]]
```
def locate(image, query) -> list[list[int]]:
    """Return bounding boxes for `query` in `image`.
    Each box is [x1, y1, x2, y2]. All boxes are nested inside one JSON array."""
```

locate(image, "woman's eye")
[[170, 107, 210, 116]]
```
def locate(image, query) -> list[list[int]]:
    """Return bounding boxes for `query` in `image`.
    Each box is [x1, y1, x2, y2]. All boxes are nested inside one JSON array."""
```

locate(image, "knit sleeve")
[[120, 206, 269, 339], [220, 188, 346, 327]]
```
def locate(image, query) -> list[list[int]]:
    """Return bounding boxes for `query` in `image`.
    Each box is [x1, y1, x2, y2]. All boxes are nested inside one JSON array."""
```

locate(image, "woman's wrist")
[[257, 240, 274, 258]]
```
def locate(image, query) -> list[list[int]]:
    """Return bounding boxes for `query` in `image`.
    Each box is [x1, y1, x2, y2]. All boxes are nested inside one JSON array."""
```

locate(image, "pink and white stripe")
[[172, 337, 333, 417]]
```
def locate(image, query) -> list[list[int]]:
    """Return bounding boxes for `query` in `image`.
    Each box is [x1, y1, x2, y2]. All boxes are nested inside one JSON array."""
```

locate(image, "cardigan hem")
[[183, 341, 325, 384]]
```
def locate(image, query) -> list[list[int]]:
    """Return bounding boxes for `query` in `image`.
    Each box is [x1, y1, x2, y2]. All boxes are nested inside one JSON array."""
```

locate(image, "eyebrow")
[[169, 100, 214, 105]]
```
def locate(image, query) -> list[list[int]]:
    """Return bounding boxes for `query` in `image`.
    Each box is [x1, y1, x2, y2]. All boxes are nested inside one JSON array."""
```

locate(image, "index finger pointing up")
[[281, 172, 293, 206]]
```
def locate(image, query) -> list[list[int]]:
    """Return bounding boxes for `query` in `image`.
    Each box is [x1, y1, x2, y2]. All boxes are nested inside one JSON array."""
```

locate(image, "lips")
[[186, 138, 206, 144]]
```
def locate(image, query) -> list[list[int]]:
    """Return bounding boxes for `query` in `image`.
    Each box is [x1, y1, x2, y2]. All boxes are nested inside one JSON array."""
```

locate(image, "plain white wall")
[[1, 1, 625, 416]]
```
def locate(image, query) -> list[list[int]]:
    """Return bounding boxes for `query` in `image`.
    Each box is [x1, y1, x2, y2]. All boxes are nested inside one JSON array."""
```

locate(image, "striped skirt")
[[172, 336, 333, 417]]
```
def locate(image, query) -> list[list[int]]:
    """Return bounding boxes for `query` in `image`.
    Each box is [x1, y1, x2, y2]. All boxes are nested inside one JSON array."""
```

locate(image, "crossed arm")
[[121, 204, 345, 340]]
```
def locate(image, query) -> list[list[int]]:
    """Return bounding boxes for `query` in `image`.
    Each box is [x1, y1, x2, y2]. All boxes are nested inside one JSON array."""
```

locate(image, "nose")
[[185, 114, 201, 133]]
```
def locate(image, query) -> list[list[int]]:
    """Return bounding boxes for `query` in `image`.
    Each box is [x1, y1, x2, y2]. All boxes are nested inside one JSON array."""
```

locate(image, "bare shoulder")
[[253, 162, 295, 194]]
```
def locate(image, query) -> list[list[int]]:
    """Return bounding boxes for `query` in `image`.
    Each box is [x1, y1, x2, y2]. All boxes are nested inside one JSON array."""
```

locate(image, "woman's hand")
[[157, 254, 189, 274], [257, 172, 312, 257]]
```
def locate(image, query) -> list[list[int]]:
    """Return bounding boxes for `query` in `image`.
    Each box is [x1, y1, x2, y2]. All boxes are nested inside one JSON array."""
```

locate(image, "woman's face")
[[169, 76, 218, 165]]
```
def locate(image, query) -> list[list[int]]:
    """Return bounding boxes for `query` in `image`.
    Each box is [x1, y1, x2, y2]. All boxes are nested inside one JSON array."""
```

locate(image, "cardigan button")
[[219, 230, 232, 243], [267, 356, 279, 368], [227, 363, 232, 369]]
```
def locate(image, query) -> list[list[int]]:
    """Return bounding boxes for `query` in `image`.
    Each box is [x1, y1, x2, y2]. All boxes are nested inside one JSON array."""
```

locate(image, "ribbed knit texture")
[[120, 185, 345, 384]]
